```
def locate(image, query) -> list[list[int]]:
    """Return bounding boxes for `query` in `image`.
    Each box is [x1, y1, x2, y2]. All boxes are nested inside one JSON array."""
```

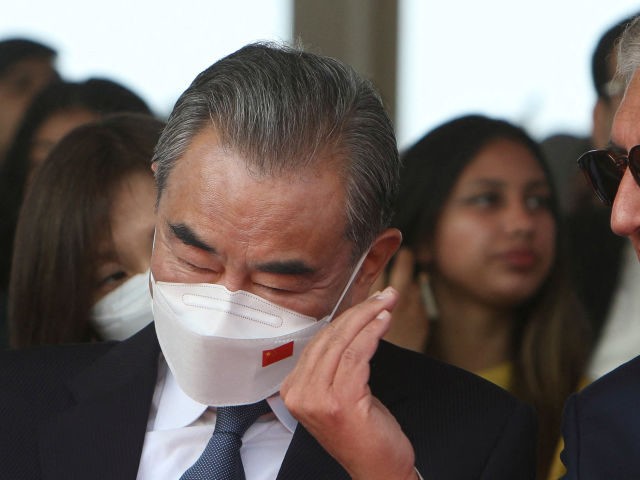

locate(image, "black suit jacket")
[[1, 323, 536, 479], [561, 354, 640, 479]]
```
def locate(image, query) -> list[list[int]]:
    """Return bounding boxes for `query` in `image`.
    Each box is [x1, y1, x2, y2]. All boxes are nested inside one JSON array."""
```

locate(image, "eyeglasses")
[[576, 146, 640, 206]]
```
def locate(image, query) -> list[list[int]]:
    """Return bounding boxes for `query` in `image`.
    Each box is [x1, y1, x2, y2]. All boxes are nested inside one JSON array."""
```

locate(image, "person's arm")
[[281, 286, 418, 480]]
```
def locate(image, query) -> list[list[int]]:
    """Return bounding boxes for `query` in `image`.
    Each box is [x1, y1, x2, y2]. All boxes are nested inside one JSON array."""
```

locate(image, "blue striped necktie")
[[180, 400, 271, 480]]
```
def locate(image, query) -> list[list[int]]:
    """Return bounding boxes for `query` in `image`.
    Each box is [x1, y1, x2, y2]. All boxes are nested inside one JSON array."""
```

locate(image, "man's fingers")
[[285, 287, 398, 390], [333, 309, 392, 393]]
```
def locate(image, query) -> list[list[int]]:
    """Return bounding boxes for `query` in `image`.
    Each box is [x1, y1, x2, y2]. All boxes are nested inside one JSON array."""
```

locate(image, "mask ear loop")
[[327, 247, 371, 321]]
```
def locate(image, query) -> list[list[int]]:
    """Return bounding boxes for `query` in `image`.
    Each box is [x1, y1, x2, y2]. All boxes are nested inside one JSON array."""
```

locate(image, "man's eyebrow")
[[168, 222, 215, 253], [254, 259, 316, 276]]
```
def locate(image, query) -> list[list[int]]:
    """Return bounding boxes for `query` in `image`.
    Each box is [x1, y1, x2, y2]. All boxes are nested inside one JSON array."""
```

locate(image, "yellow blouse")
[[477, 362, 513, 391], [476, 362, 588, 480]]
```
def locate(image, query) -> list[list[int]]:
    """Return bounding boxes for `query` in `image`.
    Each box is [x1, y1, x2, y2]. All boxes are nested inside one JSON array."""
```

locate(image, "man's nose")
[[216, 271, 249, 292], [611, 168, 640, 237]]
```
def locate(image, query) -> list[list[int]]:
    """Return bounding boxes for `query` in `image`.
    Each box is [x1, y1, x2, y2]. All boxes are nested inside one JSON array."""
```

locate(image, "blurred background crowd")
[[3, 1, 640, 478]]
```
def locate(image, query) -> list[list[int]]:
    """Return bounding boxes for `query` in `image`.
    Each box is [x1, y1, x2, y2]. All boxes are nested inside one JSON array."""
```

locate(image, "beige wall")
[[293, 0, 398, 125]]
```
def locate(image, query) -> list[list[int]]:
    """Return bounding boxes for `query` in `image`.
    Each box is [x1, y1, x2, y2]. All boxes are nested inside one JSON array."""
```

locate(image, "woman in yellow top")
[[378, 115, 591, 479]]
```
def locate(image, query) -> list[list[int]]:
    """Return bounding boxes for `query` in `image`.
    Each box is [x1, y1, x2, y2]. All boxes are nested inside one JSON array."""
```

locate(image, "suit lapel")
[[39, 324, 160, 480], [368, 341, 412, 405], [276, 423, 349, 479], [35, 331, 411, 479]]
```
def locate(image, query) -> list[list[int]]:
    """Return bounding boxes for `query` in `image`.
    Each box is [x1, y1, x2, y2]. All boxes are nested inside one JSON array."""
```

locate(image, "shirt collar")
[[266, 394, 297, 433], [152, 356, 297, 433]]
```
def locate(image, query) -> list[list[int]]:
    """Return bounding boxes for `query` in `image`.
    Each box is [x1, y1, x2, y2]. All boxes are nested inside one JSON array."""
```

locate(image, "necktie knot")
[[215, 400, 272, 437], [180, 400, 271, 480]]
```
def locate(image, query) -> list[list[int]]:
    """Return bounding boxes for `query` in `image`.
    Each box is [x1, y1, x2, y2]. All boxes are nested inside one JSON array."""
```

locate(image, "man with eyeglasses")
[[562, 14, 640, 479], [558, 14, 637, 384]]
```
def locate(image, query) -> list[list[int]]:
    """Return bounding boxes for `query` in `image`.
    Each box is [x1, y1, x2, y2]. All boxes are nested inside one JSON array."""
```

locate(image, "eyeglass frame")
[[576, 145, 640, 206]]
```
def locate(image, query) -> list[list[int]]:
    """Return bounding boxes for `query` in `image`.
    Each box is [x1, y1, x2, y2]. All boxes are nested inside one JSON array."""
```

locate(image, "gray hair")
[[617, 16, 640, 87], [152, 42, 399, 256]]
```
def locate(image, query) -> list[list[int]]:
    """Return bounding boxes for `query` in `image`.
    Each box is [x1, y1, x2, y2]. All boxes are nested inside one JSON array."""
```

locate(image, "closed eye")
[[97, 270, 127, 287]]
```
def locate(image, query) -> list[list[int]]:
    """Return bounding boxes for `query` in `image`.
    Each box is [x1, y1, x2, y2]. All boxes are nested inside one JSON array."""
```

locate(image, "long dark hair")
[[394, 114, 590, 478], [9, 113, 164, 347], [0, 78, 151, 292]]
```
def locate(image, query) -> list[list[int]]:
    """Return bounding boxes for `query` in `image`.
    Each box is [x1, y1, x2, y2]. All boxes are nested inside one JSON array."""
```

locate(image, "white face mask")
[[151, 252, 368, 406], [91, 269, 154, 341]]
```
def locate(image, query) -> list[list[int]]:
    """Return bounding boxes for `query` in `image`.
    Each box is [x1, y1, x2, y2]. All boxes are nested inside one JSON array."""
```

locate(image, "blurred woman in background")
[[0, 78, 151, 347], [9, 113, 163, 346], [379, 114, 590, 479]]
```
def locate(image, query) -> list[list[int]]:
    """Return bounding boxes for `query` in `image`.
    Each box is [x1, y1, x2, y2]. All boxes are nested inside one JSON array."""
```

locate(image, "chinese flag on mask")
[[262, 341, 294, 367]]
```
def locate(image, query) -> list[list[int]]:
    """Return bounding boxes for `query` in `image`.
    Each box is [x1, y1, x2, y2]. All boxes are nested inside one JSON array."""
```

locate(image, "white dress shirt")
[[136, 356, 297, 479]]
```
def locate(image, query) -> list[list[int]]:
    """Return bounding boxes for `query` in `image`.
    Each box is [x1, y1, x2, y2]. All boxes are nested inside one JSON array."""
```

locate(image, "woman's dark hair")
[[0, 37, 57, 77], [0, 78, 152, 292], [9, 113, 164, 347], [395, 114, 559, 245], [394, 114, 590, 478]]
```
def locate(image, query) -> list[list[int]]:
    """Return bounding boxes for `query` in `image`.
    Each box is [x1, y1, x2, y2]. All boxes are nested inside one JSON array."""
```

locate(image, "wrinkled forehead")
[[156, 122, 346, 194], [181, 127, 339, 175], [160, 127, 348, 220]]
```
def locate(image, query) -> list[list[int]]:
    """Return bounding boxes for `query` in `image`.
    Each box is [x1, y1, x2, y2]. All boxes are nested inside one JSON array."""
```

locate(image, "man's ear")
[[151, 161, 158, 174], [353, 228, 402, 293]]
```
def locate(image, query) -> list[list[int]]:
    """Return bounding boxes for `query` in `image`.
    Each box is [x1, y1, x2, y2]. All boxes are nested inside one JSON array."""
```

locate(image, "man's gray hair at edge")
[[616, 16, 640, 88], [152, 41, 400, 257]]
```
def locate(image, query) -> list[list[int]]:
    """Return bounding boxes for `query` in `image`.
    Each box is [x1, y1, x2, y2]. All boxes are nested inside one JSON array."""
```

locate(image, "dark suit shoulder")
[[0, 341, 116, 379], [567, 353, 640, 442], [561, 355, 640, 478], [0, 326, 159, 480], [372, 341, 536, 479], [372, 340, 524, 408], [0, 341, 118, 430], [576, 353, 640, 406], [0, 324, 158, 401]]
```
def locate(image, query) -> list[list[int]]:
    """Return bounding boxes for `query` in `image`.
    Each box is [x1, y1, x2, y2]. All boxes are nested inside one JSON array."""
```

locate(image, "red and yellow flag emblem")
[[262, 341, 294, 367]]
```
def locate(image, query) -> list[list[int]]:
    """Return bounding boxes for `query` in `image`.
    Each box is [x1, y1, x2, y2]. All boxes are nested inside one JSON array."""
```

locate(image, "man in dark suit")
[[562, 14, 640, 479], [1, 42, 535, 479]]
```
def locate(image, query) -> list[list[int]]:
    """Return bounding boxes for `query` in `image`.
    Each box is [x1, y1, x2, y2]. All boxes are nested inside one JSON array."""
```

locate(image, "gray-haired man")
[[1, 42, 535, 479], [563, 15, 640, 479]]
